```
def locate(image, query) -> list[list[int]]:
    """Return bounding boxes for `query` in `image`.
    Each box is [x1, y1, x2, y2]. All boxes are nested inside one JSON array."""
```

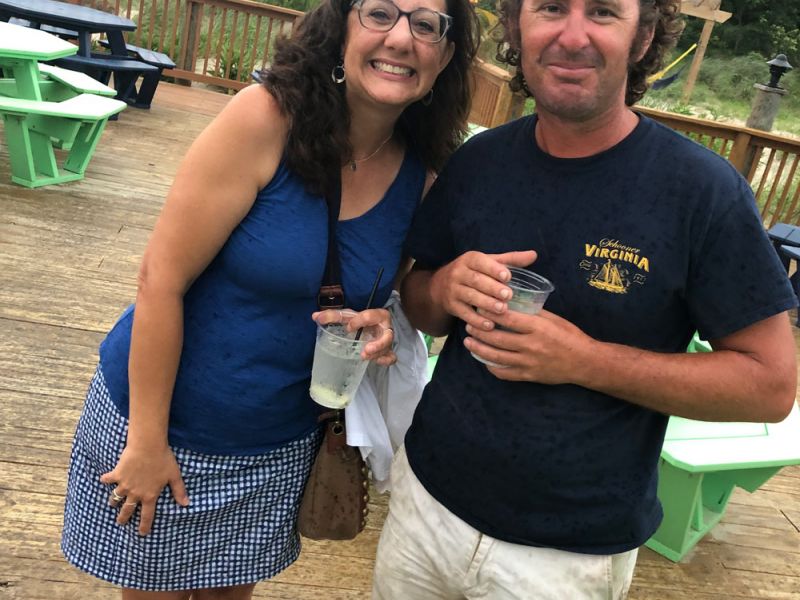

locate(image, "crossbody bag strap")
[[318, 169, 345, 309]]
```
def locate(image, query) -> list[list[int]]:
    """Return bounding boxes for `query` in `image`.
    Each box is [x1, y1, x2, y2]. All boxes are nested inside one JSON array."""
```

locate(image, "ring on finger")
[[124, 501, 139, 507], [110, 489, 124, 502]]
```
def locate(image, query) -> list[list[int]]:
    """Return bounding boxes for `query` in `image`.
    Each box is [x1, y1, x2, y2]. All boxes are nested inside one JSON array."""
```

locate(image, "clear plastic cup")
[[471, 267, 554, 367], [502, 267, 555, 321], [309, 311, 379, 409]]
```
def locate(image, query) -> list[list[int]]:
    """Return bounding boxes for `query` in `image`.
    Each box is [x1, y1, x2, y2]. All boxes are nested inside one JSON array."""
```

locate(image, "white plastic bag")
[[346, 291, 428, 492]]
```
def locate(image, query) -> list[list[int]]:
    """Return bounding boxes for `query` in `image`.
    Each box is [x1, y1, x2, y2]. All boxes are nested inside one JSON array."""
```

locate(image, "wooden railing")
[[70, 0, 303, 90], [635, 107, 800, 228], [469, 61, 800, 227], [468, 58, 526, 128]]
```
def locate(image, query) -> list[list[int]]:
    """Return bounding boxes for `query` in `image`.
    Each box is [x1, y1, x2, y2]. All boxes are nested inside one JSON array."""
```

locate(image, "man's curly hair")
[[261, 0, 480, 196], [495, 0, 684, 106]]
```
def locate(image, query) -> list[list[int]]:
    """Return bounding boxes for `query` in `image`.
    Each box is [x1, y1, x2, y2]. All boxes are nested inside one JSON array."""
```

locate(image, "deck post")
[[177, 1, 202, 87]]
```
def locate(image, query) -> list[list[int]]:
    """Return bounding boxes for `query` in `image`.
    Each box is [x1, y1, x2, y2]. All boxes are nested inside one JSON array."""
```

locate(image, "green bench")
[[0, 92, 126, 187], [0, 64, 117, 151], [53, 53, 159, 106], [0, 64, 116, 101], [37, 63, 117, 97], [35, 64, 117, 150]]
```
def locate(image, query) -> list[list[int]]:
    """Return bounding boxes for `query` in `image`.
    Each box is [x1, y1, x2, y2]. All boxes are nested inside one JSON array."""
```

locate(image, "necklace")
[[350, 134, 393, 171]]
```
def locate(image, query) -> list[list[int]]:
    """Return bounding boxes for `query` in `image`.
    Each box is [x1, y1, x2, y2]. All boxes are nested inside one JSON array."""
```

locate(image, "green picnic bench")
[[37, 63, 117, 97], [0, 63, 116, 101], [0, 63, 118, 152], [0, 92, 126, 187], [37, 63, 117, 150], [54, 53, 159, 106]]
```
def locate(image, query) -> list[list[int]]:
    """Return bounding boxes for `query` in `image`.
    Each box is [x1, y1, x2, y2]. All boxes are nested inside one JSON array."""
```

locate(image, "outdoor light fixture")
[[766, 54, 793, 89]]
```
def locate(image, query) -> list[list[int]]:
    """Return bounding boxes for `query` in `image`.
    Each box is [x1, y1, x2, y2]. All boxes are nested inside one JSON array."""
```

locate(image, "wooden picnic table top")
[[0, 20, 76, 61]]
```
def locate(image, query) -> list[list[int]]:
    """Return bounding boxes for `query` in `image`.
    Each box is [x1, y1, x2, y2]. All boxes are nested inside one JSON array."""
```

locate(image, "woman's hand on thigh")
[[100, 444, 189, 535]]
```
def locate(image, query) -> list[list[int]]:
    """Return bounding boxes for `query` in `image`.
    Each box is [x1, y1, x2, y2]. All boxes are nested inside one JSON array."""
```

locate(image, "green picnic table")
[[646, 405, 800, 562], [0, 21, 125, 187], [0, 18, 76, 99], [644, 335, 800, 561]]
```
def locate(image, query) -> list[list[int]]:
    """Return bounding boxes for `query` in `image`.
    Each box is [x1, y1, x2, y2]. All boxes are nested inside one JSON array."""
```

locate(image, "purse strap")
[[318, 169, 345, 310], [316, 170, 345, 426]]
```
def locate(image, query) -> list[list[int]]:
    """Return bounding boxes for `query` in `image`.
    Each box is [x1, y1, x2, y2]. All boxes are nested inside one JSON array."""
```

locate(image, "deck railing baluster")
[[202, 5, 216, 77], [226, 10, 238, 81]]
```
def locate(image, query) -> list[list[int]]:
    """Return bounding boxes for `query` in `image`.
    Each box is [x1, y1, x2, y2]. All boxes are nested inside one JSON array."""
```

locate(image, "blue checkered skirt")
[[61, 367, 322, 591]]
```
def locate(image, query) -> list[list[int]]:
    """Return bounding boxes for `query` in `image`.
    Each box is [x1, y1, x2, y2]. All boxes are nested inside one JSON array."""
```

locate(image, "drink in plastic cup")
[[309, 311, 378, 409], [502, 267, 555, 321], [472, 267, 555, 367]]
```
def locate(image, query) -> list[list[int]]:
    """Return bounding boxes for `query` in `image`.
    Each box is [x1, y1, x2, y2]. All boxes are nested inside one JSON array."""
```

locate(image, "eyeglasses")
[[351, 0, 453, 44]]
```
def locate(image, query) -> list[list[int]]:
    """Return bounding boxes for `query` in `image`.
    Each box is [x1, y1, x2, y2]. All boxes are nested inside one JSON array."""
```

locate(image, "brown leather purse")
[[296, 171, 369, 540], [297, 410, 369, 540]]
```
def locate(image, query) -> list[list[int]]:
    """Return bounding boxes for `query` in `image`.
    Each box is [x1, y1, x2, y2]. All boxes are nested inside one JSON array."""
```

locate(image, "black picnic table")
[[0, 0, 161, 106], [767, 223, 800, 324], [0, 0, 134, 57]]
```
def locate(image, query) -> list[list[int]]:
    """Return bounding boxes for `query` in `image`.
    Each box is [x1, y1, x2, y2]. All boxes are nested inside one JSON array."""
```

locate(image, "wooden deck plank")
[[1, 81, 799, 599], [720, 502, 799, 533]]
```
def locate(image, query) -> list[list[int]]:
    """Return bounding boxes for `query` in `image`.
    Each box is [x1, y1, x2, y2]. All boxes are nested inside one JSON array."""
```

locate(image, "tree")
[[679, 1, 800, 65]]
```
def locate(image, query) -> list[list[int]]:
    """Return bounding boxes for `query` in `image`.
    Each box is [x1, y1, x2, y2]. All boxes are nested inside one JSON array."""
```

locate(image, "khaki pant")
[[372, 446, 638, 600]]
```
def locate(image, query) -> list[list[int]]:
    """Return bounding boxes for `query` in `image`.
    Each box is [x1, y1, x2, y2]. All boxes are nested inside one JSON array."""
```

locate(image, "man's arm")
[[465, 310, 797, 423]]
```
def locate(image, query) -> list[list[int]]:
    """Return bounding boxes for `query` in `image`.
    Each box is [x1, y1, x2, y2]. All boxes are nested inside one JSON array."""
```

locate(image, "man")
[[372, 0, 798, 598]]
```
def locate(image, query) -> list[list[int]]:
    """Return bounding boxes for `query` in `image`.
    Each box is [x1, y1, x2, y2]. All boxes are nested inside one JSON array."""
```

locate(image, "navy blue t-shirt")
[[403, 114, 796, 554]]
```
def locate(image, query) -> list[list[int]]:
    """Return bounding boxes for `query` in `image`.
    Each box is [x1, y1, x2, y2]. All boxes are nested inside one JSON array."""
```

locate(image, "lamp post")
[[745, 54, 793, 132], [767, 54, 793, 89], [737, 54, 793, 178]]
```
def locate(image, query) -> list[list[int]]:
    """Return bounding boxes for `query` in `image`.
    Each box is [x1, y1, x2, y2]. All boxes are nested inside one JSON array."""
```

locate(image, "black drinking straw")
[[354, 267, 384, 341]]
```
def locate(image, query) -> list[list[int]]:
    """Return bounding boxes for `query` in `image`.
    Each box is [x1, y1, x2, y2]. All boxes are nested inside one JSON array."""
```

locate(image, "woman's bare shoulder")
[[192, 84, 289, 189]]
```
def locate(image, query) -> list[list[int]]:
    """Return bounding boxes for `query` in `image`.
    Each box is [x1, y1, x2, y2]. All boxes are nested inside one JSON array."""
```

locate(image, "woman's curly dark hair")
[[262, 0, 480, 195], [494, 0, 684, 107]]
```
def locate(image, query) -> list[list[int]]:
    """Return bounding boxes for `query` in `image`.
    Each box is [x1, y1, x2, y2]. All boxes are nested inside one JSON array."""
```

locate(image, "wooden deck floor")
[[1, 82, 798, 600]]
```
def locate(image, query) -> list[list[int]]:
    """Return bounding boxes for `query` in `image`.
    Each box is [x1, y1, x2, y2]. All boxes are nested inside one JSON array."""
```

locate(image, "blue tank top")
[[99, 151, 425, 455]]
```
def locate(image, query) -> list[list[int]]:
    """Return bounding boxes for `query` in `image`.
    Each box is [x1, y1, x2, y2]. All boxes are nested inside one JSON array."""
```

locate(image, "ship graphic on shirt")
[[589, 259, 626, 293], [580, 239, 650, 294]]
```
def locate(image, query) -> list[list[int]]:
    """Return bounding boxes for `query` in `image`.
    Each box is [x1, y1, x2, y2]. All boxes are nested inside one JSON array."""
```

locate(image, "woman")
[[60, 0, 479, 597]]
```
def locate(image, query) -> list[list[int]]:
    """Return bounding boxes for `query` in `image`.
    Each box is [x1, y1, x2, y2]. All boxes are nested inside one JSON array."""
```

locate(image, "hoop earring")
[[331, 60, 346, 84], [421, 88, 434, 106]]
